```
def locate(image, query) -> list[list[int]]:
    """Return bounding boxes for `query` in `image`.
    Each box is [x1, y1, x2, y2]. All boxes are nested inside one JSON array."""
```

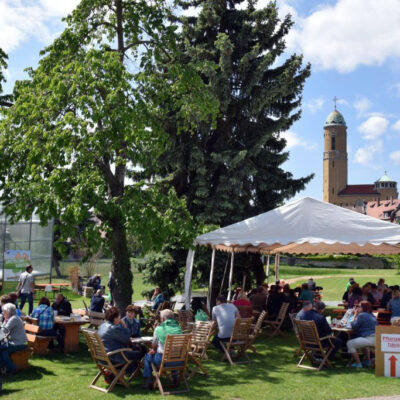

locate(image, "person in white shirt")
[[17, 265, 34, 315], [211, 295, 239, 352]]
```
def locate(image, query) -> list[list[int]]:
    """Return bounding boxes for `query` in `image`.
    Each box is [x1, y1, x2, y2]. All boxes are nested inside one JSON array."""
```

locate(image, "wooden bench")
[[10, 348, 33, 370], [24, 323, 57, 355]]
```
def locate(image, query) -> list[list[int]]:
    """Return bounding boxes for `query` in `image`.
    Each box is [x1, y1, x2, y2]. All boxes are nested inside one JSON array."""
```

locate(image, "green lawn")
[[2, 331, 400, 400], [6, 264, 400, 399]]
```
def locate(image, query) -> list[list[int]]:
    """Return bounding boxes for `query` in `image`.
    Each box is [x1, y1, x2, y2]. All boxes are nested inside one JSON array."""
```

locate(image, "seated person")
[[297, 301, 341, 360], [191, 297, 210, 321], [0, 303, 27, 373], [211, 295, 239, 352], [388, 289, 400, 324], [98, 307, 142, 375], [249, 286, 267, 312], [381, 286, 395, 309], [348, 286, 363, 309], [142, 309, 182, 389], [267, 285, 283, 320], [307, 278, 316, 291], [31, 297, 61, 347], [347, 301, 377, 368], [122, 305, 141, 338], [151, 287, 165, 311], [283, 288, 298, 313], [90, 289, 105, 313], [86, 274, 102, 291], [298, 283, 313, 303], [52, 294, 72, 316], [0, 294, 21, 317], [361, 285, 375, 305], [232, 287, 242, 301], [232, 290, 252, 307]]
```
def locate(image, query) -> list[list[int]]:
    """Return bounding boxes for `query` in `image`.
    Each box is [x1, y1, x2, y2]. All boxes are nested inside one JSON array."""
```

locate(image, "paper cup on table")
[[53, 310, 58, 317]]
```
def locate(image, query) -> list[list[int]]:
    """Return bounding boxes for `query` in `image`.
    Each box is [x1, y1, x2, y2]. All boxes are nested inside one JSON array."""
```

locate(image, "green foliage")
[[0, 0, 217, 311], [143, 0, 313, 293], [0, 48, 13, 108]]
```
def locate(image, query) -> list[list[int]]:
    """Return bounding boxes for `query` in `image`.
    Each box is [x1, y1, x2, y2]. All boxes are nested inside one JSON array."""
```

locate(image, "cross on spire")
[[333, 96, 338, 110]]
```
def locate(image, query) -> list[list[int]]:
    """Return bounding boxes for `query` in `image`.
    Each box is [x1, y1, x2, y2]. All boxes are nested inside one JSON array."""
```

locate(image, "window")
[[331, 136, 336, 150]]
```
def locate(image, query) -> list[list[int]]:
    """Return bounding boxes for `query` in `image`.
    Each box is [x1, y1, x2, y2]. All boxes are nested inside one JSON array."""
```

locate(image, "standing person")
[[0, 303, 27, 373], [17, 265, 34, 315], [107, 271, 114, 306], [211, 295, 239, 352], [307, 278, 316, 291], [347, 301, 378, 368], [142, 309, 182, 389]]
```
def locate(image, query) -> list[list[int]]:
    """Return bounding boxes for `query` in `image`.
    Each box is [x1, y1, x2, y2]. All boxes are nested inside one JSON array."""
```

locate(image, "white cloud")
[[357, 116, 389, 140], [390, 151, 400, 165], [281, 0, 400, 73], [0, 0, 80, 53], [392, 120, 400, 131], [354, 140, 383, 167], [280, 130, 317, 150], [353, 97, 372, 116], [305, 97, 324, 113]]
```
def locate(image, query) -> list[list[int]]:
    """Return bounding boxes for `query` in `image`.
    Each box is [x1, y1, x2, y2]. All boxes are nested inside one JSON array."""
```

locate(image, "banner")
[[3, 250, 31, 281]]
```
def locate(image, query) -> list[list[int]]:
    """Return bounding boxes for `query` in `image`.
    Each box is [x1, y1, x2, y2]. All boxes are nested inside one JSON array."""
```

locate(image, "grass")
[[278, 264, 400, 301], [2, 330, 400, 399], [5, 264, 400, 399]]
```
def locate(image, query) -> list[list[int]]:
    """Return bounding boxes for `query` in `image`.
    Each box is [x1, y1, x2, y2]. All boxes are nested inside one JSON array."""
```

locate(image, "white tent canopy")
[[184, 197, 400, 308]]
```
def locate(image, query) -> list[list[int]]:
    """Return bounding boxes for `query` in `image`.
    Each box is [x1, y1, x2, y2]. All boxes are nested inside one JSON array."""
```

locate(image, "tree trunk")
[[110, 218, 132, 315]]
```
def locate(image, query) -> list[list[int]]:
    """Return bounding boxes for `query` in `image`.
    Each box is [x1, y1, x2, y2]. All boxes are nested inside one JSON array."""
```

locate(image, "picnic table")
[[55, 315, 89, 353], [35, 283, 70, 297]]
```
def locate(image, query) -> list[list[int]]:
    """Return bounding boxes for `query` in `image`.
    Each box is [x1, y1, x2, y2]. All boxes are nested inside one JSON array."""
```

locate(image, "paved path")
[[284, 274, 385, 285]]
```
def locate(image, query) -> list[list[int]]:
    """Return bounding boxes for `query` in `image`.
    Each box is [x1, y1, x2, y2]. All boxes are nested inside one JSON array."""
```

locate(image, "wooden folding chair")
[[177, 310, 194, 334], [294, 319, 334, 371], [187, 321, 215, 378], [289, 313, 302, 357], [265, 302, 289, 338], [88, 311, 106, 329], [220, 318, 253, 366], [151, 334, 192, 396], [82, 329, 137, 393], [248, 310, 267, 354]]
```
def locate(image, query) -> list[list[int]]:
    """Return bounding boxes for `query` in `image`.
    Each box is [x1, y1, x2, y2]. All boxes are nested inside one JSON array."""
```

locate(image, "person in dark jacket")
[[297, 301, 342, 359], [90, 289, 105, 313], [122, 305, 141, 338], [266, 285, 283, 320], [52, 294, 72, 316], [98, 307, 141, 373]]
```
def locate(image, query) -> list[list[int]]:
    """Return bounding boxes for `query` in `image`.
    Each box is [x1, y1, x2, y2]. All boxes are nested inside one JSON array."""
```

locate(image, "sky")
[[1, 0, 400, 202]]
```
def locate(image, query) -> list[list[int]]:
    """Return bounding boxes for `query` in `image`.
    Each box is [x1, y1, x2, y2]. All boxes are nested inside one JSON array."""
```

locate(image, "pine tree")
[[140, 0, 313, 294]]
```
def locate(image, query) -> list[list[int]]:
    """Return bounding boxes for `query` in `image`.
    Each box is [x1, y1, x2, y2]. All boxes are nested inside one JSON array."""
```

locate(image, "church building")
[[323, 107, 398, 210]]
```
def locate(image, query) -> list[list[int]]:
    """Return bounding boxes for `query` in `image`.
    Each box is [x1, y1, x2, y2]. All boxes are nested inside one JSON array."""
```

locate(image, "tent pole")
[[227, 251, 235, 301], [207, 248, 216, 312], [274, 252, 280, 282], [265, 254, 270, 282], [242, 272, 247, 291]]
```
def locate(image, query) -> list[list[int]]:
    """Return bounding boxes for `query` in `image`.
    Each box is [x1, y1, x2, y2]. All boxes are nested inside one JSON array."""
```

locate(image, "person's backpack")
[[194, 309, 208, 322]]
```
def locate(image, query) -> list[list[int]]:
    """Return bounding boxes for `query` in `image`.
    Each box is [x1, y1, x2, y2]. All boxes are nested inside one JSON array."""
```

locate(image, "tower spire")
[[333, 96, 338, 110]]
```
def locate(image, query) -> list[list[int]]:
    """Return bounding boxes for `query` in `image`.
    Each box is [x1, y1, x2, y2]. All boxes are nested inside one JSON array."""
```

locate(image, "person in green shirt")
[[142, 309, 182, 389]]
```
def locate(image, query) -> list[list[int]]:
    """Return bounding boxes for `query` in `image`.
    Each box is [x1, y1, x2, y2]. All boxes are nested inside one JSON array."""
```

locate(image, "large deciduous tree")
[[0, 48, 13, 108], [141, 0, 313, 294], [0, 0, 217, 312]]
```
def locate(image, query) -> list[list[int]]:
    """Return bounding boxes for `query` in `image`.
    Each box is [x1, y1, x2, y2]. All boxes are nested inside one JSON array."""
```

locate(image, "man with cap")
[[297, 301, 342, 360]]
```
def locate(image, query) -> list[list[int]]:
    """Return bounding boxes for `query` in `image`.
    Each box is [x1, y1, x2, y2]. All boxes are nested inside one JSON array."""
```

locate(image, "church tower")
[[323, 108, 347, 204]]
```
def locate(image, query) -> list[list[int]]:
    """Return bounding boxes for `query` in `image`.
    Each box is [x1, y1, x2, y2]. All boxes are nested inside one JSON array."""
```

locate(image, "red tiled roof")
[[366, 199, 400, 219], [338, 184, 379, 195]]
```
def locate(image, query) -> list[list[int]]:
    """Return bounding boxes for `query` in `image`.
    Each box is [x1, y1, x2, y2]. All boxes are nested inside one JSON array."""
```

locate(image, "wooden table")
[[331, 325, 353, 337], [55, 316, 89, 353]]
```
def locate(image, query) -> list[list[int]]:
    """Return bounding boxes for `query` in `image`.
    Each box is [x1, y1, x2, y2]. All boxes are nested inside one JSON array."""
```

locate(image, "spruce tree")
[[140, 0, 313, 294]]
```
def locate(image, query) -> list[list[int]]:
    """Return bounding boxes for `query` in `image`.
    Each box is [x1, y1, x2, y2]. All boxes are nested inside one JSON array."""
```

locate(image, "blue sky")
[[1, 0, 400, 202]]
